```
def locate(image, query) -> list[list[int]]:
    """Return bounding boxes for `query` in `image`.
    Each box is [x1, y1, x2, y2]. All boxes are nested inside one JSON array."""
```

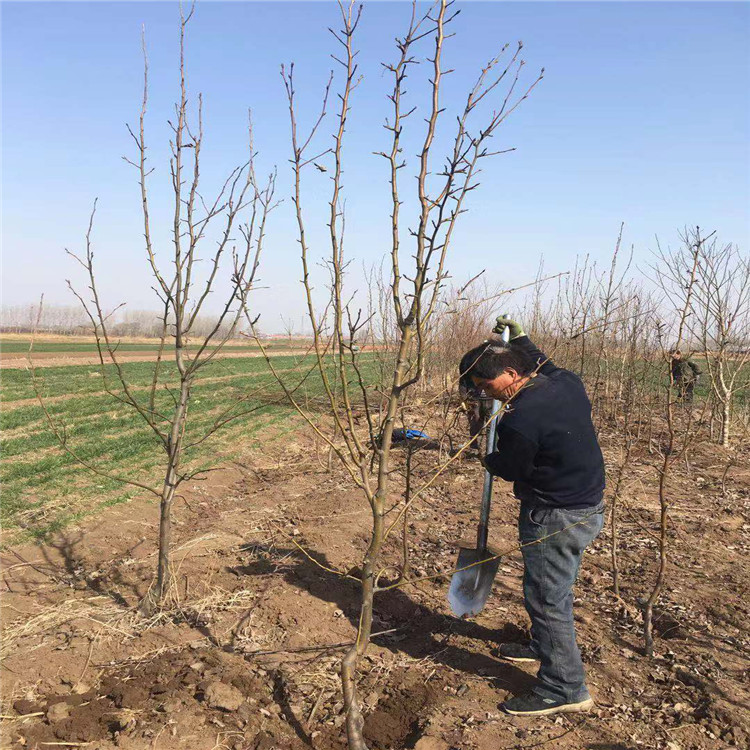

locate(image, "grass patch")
[[1, 353, 378, 544]]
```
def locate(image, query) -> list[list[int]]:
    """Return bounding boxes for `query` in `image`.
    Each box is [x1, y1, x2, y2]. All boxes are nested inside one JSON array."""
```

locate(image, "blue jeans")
[[518, 501, 605, 703]]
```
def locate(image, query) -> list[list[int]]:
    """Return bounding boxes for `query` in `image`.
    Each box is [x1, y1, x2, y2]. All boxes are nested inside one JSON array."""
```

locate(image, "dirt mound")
[[14, 647, 309, 750], [12, 652, 455, 750]]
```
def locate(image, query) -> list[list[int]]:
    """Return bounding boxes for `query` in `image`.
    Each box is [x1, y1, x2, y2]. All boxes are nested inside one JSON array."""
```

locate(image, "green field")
[[1, 351, 368, 544]]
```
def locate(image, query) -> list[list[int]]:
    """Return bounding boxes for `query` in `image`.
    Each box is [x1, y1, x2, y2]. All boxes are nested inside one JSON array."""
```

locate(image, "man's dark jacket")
[[484, 336, 605, 509]]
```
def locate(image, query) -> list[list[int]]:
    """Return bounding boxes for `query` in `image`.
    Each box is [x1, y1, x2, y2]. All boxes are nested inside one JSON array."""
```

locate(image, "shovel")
[[448, 319, 510, 617]]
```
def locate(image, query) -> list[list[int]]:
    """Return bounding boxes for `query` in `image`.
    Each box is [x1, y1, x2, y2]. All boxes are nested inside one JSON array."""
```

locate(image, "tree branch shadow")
[[230, 544, 536, 695]]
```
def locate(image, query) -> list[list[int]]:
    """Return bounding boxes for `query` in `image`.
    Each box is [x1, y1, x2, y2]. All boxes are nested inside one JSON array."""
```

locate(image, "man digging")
[[459, 319, 605, 717]]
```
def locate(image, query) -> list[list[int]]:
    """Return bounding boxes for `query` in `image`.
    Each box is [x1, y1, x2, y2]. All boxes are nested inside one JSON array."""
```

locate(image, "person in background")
[[670, 349, 701, 403]]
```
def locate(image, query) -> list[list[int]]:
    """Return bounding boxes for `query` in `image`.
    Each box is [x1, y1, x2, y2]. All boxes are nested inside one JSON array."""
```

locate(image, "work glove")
[[493, 317, 525, 340]]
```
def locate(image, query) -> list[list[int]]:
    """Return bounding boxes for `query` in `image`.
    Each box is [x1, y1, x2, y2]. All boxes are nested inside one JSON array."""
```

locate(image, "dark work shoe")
[[501, 692, 594, 716], [491, 643, 539, 663]]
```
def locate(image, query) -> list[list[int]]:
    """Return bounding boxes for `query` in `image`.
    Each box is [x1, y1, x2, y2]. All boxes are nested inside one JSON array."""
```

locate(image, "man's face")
[[471, 369, 523, 400], [671, 352, 682, 361]]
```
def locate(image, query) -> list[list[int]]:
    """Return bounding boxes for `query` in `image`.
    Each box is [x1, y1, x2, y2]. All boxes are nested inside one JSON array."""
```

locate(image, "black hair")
[[458, 342, 536, 393]]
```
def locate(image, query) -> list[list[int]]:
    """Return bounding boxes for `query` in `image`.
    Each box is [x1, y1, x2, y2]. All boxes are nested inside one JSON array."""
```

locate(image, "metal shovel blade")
[[448, 317, 510, 618], [448, 544, 501, 617]]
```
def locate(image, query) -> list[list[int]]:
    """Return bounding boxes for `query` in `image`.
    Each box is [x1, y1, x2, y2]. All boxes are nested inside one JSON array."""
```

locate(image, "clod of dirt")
[[203, 680, 245, 711], [652, 607, 688, 639], [111, 709, 137, 731], [253, 731, 276, 750], [414, 736, 450, 750], [46, 701, 71, 722], [13, 699, 42, 716], [159, 698, 183, 713]]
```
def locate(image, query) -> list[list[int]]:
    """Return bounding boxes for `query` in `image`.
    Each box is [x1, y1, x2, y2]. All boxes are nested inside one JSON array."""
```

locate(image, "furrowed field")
[[1, 339, 352, 544]]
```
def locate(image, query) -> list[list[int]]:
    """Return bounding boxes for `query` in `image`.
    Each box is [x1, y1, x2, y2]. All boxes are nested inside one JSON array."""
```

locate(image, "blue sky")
[[2, 1, 749, 332]]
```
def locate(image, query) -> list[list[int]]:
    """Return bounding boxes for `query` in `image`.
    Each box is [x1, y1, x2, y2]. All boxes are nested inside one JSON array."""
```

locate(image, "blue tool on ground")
[[448, 315, 511, 617], [392, 428, 431, 442]]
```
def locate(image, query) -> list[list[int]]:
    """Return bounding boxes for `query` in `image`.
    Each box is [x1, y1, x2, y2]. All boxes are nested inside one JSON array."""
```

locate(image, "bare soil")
[[1, 421, 748, 750], [0, 349, 312, 370]]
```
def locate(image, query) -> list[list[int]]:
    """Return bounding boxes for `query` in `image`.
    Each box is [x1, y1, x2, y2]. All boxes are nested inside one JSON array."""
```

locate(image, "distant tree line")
[[1, 304, 245, 340]]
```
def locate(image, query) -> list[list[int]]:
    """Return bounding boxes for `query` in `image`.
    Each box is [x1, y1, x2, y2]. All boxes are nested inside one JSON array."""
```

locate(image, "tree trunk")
[[610, 500, 620, 597], [341, 509, 383, 750], [155, 377, 191, 603], [156, 477, 176, 602], [642, 459, 669, 657], [341, 326, 413, 750], [609, 440, 631, 598], [720, 396, 731, 448]]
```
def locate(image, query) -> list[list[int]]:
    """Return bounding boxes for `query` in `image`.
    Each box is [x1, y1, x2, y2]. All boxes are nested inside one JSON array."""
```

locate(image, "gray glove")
[[493, 317, 525, 340]]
